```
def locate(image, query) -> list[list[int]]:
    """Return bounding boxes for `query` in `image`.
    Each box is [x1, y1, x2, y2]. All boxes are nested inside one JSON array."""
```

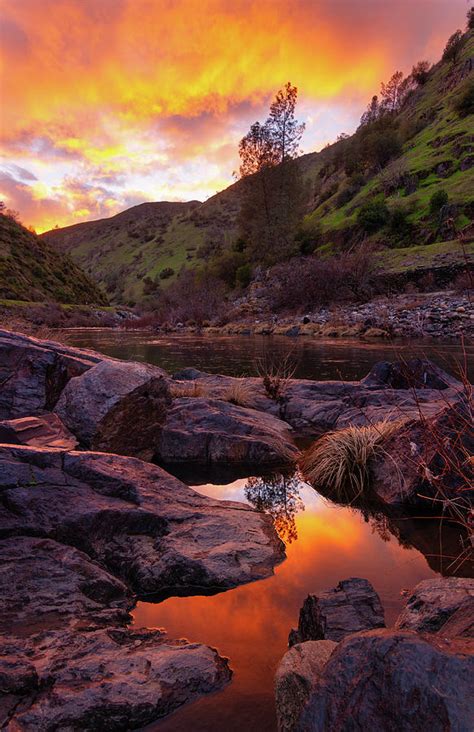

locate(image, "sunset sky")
[[0, 0, 469, 232]]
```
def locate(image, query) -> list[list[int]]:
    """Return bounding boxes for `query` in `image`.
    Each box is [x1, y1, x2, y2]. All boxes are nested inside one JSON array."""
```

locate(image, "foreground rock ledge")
[[0, 445, 285, 729]]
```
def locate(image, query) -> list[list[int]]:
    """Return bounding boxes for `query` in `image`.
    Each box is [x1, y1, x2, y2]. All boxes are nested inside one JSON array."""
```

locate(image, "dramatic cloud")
[[0, 0, 467, 231]]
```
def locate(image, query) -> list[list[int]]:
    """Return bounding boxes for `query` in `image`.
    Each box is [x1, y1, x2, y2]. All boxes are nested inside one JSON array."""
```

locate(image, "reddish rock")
[[396, 577, 474, 635], [289, 578, 385, 646], [0, 413, 77, 450], [295, 630, 474, 731]]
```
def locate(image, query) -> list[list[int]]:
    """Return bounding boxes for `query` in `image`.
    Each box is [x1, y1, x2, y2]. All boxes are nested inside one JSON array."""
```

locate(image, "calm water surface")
[[63, 330, 473, 381], [63, 330, 471, 731]]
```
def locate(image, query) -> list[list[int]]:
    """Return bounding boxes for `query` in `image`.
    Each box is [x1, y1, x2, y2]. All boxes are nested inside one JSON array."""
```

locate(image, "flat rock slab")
[[158, 397, 298, 467], [1, 628, 231, 731], [0, 445, 285, 595], [0, 413, 78, 450], [55, 359, 171, 458], [275, 641, 336, 732], [0, 329, 103, 419], [396, 577, 474, 635], [289, 578, 385, 645], [297, 629, 474, 732]]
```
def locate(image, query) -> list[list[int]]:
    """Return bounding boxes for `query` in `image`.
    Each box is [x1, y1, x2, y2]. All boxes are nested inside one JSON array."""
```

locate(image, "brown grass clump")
[[300, 420, 402, 502], [223, 380, 255, 408], [169, 381, 209, 398], [256, 352, 297, 402]]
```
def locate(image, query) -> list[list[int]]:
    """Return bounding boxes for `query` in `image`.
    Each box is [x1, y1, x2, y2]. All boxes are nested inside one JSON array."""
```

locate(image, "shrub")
[[235, 263, 252, 288], [357, 198, 390, 233], [389, 206, 412, 237], [300, 420, 402, 502], [159, 267, 174, 279], [453, 77, 474, 117], [429, 190, 449, 216], [411, 60, 431, 86], [442, 30, 464, 65]]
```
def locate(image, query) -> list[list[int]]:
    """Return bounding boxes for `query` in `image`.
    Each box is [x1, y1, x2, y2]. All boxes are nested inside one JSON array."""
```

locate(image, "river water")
[[62, 330, 472, 731]]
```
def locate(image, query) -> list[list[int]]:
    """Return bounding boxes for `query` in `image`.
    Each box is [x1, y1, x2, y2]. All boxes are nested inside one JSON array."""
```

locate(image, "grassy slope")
[[43, 31, 473, 304], [0, 215, 107, 304]]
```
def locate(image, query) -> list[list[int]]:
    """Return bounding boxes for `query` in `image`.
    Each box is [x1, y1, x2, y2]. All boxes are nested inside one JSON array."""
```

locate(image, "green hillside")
[[0, 214, 107, 304], [43, 29, 474, 305]]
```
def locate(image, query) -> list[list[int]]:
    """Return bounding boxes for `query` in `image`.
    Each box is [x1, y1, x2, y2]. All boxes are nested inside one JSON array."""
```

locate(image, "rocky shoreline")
[[0, 329, 472, 729]]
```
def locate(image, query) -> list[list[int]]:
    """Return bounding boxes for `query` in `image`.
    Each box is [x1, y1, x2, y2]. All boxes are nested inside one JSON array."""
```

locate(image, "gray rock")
[[0, 329, 102, 419], [289, 578, 385, 645], [55, 360, 171, 459], [157, 397, 298, 467], [396, 577, 474, 635], [0, 445, 285, 595], [296, 630, 474, 732], [275, 641, 336, 732]]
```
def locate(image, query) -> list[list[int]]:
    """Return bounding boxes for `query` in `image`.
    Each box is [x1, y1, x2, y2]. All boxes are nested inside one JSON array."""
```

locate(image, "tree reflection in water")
[[244, 473, 304, 543]]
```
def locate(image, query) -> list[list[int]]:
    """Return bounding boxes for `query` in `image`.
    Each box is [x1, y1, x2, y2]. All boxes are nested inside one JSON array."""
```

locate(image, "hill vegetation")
[[42, 22, 474, 310], [0, 211, 107, 304]]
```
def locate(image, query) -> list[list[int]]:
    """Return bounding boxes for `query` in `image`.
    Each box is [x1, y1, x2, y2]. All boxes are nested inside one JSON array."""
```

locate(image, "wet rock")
[[297, 629, 474, 731], [275, 641, 336, 732], [55, 360, 171, 459], [361, 358, 459, 390], [396, 578, 474, 635], [0, 445, 285, 595], [0, 413, 78, 450], [157, 397, 298, 467], [0, 329, 102, 419], [1, 629, 231, 732], [289, 578, 385, 646]]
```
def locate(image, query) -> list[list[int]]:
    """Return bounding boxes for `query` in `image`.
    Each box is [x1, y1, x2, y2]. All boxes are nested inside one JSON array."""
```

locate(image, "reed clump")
[[300, 420, 402, 502]]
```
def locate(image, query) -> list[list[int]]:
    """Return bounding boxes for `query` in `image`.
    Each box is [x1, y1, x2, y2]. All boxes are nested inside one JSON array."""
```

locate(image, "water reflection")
[[134, 474, 471, 732], [244, 473, 304, 543]]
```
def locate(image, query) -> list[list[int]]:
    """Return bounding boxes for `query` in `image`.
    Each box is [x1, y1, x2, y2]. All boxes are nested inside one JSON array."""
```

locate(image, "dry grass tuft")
[[223, 380, 255, 408], [256, 352, 297, 402], [169, 381, 209, 399], [300, 420, 402, 502]]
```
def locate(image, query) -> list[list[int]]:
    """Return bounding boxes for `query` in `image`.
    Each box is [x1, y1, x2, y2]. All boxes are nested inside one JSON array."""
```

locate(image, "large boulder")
[[396, 578, 474, 635], [0, 329, 102, 419], [275, 641, 336, 732], [371, 401, 473, 506], [55, 360, 171, 459], [293, 629, 474, 731], [0, 413, 78, 449], [289, 578, 385, 646], [157, 397, 298, 467], [0, 445, 285, 595], [1, 629, 231, 732]]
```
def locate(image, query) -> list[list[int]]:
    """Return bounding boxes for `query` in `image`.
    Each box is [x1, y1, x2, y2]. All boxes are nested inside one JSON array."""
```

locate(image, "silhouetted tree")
[[443, 30, 464, 65], [380, 70, 405, 113], [359, 95, 380, 127], [238, 83, 306, 264], [468, 7, 474, 30], [411, 60, 431, 85]]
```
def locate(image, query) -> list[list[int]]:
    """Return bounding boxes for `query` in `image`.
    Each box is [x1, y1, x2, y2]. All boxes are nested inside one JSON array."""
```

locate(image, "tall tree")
[[443, 30, 464, 64], [359, 95, 380, 127], [238, 83, 306, 265], [380, 71, 405, 113]]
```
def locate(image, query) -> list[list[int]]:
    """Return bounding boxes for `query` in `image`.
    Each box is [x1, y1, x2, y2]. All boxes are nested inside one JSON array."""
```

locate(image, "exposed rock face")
[[158, 397, 298, 467], [0, 329, 101, 419], [289, 578, 385, 646], [1, 629, 231, 732], [396, 578, 474, 635], [0, 445, 285, 596], [360, 358, 460, 390], [296, 630, 474, 732], [0, 446, 287, 729], [0, 413, 78, 449], [275, 641, 336, 732], [55, 360, 171, 459]]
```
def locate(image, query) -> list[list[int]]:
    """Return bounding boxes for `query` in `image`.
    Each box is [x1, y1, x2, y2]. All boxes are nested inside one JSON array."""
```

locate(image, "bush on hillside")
[[389, 205, 413, 240], [442, 30, 464, 65], [453, 77, 474, 117], [235, 263, 252, 288], [357, 198, 390, 233], [159, 267, 175, 279], [429, 190, 449, 216], [411, 60, 431, 86]]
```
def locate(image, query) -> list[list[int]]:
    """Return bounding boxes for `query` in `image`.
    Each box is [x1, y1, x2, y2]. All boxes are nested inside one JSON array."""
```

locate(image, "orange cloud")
[[0, 0, 467, 231]]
